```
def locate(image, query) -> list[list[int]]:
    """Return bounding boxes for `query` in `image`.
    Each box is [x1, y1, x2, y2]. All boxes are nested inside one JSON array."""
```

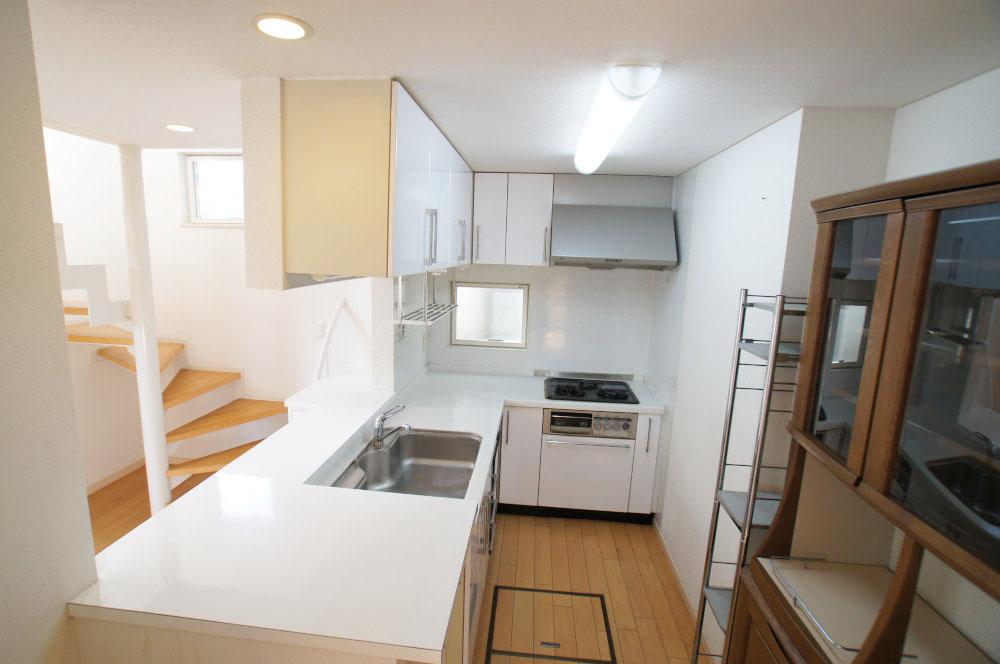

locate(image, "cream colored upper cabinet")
[[472, 173, 508, 265], [281, 79, 392, 279], [242, 78, 465, 285], [505, 173, 554, 267]]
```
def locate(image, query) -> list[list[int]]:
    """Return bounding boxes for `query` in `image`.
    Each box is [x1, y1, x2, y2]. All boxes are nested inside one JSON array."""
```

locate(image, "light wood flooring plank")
[[476, 517, 694, 664]]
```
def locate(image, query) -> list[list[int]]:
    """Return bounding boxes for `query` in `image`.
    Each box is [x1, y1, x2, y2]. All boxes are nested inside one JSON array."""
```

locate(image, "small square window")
[[451, 282, 528, 349], [184, 154, 244, 224]]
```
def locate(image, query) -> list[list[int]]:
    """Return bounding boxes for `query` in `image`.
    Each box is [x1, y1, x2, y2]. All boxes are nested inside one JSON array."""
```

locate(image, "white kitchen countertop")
[[68, 369, 665, 660]]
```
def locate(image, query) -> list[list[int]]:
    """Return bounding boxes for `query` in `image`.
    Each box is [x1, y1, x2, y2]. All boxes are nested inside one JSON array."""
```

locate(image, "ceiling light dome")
[[165, 124, 196, 133], [254, 14, 312, 40], [574, 64, 662, 175]]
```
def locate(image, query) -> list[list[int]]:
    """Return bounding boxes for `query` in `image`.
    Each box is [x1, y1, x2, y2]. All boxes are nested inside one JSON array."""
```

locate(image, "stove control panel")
[[543, 409, 638, 440]]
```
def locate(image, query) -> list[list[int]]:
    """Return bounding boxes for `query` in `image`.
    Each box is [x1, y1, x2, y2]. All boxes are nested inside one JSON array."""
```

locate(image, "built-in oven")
[[540, 409, 639, 512], [545, 409, 638, 439]]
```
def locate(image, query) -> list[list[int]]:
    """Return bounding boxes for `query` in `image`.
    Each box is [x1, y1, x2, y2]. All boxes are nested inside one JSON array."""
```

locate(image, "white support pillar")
[[119, 145, 171, 512]]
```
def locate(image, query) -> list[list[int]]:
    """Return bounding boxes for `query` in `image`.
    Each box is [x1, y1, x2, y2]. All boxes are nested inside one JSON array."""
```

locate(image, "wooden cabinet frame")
[[789, 201, 905, 482], [737, 160, 1000, 664]]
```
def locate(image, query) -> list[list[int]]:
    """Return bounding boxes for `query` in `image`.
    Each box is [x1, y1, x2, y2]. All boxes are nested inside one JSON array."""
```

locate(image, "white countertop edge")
[[70, 368, 666, 653], [67, 602, 440, 663]]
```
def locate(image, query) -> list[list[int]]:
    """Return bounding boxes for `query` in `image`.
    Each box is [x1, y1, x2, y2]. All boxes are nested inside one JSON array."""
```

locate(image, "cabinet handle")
[[503, 410, 510, 446], [423, 209, 434, 266], [546, 439, 631, 449], [543, 227, 550, 263], [458, 220, 467, 262], [474, 224, 480, 261], [426, 209, 438, 263], [646, 418, 651, 453]]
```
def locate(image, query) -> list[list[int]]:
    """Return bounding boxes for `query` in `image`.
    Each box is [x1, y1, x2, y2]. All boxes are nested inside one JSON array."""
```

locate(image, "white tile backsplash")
[[427, 264, 657, 376]]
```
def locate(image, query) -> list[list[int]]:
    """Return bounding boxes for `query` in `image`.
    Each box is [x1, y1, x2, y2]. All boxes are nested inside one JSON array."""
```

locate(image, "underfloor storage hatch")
[[486, 586, 616, 663]]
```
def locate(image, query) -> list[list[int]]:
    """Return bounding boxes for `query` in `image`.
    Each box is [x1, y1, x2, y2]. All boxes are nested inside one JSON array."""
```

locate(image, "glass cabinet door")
[[891, 201, 1000, 570], [810, 215, 888, 461]]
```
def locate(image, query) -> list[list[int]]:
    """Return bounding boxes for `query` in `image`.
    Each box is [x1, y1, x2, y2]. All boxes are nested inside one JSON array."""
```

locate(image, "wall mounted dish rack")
[[394, 272, 456, 327]]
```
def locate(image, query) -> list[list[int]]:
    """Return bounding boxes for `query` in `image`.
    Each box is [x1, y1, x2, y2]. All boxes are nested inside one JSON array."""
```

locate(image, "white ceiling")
[[27, 0, 1000, 175]]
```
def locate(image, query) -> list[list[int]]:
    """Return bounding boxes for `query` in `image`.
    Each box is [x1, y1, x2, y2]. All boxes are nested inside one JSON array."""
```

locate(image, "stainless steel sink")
[[333, 429, 481, 499]]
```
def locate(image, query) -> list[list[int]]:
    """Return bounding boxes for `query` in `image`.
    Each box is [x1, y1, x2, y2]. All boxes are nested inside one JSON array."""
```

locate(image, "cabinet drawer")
[[538, 434, 634, 512]]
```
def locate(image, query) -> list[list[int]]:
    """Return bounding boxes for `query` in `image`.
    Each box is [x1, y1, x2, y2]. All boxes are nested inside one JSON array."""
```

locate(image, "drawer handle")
[[546, 439, 631, 449]]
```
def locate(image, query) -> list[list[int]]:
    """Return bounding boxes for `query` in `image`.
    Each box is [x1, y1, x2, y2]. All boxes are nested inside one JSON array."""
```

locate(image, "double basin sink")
[[333, 429, 482, 499]]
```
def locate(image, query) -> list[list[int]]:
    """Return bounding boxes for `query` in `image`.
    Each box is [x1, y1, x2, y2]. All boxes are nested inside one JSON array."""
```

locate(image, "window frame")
[[181, 153, 245, 227], [450, 281, 529, 350]]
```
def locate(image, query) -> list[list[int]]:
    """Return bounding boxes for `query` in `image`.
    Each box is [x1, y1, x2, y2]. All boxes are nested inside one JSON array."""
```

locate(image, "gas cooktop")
[[544, 377, 639, 405]]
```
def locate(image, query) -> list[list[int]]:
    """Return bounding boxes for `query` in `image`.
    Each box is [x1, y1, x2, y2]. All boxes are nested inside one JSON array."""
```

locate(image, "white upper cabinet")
[[451, 150, 473, 266], [505, 173, 554, 266], [391, 83, 431, 277], [472, 173, 508, 265]]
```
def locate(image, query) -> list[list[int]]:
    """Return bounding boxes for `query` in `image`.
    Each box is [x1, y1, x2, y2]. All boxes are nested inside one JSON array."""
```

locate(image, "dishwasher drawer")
[[538, 433, 635, 512]]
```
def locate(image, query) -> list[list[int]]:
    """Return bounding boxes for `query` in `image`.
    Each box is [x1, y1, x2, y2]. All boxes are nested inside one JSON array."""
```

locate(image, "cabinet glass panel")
[[891, 202, 1000, 570], [811, 215, 887, 460]]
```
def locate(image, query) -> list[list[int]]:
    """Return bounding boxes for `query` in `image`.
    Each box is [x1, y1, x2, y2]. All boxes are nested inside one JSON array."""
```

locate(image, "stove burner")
[[544, 377, 639, 405]]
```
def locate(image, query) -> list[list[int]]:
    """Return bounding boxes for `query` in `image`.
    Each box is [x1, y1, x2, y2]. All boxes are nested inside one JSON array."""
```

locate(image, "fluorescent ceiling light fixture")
[[165, 124, 196, 133], [573, 65, 661, 174], [254, 14, 311, 40]]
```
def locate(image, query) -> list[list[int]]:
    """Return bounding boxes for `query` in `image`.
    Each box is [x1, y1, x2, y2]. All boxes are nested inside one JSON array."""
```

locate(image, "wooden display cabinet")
[[727, 159, 1000, 664]]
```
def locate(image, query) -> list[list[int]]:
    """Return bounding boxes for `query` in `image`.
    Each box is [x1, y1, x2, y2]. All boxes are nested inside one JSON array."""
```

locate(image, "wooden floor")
[[87, 467, 208, 553], [473, 513, 697, 664]]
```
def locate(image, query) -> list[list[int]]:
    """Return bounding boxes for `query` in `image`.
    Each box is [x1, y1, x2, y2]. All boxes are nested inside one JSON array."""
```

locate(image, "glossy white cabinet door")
[[451, 151, 473, 266], [538, 433, 634, 512], [628, 415, 660, 513], [505, 173, 553, 266], [498, 407, 543, 506], [472, 173, 508, 265], [427, 125, 454, 270], [390, 82, 431, 276]]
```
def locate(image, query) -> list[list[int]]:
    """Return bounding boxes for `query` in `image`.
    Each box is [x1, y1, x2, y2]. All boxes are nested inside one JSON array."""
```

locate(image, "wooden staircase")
[[65, 320, 287, 494]]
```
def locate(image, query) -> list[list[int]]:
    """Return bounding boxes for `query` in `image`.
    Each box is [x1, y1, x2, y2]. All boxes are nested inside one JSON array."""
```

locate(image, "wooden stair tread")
[[166, 441, 261, 477], [63, 301, 89, 315], [66, 322, 133, 345], [162, 368, 241, 409], [166, 399, 285, 443], [97, 341, 184, 373]]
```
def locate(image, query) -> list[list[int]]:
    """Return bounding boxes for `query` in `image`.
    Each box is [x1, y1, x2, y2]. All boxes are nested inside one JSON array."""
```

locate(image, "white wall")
[[43, 141, 386, 487], [144, 149, 378, 400], [651, 111, 805, 609], [0, 2, 97, 661], [886, 67, 1000, 180], [41, 131, 145, 487], [43, 129, 130, 301], [427, 264, 656, 377]]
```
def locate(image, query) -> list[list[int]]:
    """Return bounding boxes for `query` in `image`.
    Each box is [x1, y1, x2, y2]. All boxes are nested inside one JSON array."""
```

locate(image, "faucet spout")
[[372, 405, 408, 448]]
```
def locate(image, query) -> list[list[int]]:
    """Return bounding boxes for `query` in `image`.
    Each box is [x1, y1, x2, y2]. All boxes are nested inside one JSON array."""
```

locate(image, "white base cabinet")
[[628, 415, 660, 513], [538, 433, 634, 512], [498, 407, 543, 506], [497, 407, 661, 515]]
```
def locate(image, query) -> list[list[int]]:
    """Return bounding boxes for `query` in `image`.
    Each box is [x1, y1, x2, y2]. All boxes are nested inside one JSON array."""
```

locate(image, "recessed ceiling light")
[[254, 14, 311, 40], [165, 124, 196, 133], [574, 64, 662, 175]]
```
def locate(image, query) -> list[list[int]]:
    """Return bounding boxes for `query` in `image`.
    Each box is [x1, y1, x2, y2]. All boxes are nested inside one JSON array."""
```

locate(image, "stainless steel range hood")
[[550, 204, 678, 270]]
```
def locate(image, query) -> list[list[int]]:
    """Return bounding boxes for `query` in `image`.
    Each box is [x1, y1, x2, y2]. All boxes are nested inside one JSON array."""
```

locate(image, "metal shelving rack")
[[690, 289, 807, 663]]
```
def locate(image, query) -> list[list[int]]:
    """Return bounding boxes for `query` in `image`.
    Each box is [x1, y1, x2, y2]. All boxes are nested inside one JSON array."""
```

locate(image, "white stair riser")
[[163, 378, 243, 432], [159, 351, 185, 387], [168, 413, 287, 462]]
